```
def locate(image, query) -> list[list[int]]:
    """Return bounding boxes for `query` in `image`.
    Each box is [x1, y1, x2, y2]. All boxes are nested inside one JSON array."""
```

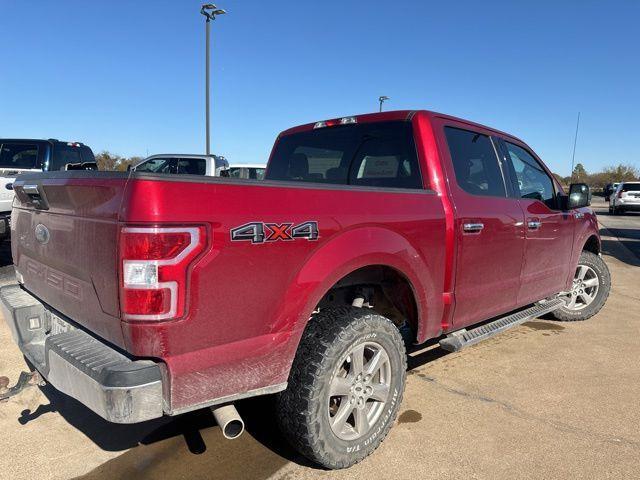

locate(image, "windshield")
[[0, 143, 40, 169], [622, 184, 640, 192]]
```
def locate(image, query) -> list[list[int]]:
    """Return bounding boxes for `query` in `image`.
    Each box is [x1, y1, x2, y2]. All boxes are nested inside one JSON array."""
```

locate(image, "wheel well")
[[583, 235, 600, 255], [316, 265, 419, 341]]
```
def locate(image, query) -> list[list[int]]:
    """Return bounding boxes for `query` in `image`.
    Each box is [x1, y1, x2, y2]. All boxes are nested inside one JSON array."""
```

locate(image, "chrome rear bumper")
[[0, 284, 163, 423]]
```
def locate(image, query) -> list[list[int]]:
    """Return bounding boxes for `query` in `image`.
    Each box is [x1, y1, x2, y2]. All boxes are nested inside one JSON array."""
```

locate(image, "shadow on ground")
[[19, 383, 315, 479], [599, 228, 640, 267], [16, 341, 450, 479]]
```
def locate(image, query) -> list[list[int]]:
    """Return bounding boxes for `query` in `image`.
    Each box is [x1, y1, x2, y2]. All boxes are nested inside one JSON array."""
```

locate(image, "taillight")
[[313, 116, 357, 129], [618, 191, 623, 198], [119, 226, 207, 321]]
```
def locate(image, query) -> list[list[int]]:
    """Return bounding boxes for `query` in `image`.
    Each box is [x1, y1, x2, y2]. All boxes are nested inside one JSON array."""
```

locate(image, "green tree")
[[571, 163, 588, 182], [95, 151, 123, 171]]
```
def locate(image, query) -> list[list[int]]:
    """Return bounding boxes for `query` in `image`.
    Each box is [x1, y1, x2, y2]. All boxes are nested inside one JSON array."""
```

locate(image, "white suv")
[[609, 181, 640, 214]]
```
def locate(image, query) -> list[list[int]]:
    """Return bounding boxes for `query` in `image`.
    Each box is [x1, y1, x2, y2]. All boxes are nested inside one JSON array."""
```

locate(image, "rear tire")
[[552, 251, 611, 322], [276, 307, 406, 469]]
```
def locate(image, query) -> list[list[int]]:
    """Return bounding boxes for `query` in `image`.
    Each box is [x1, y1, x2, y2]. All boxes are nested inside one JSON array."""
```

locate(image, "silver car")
[[609, 181, 640, 214]]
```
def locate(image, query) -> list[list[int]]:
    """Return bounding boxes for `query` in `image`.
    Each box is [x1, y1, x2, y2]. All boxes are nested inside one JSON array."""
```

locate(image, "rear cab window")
[[51, 144, 82, 170], [266, 121, 424, 189]]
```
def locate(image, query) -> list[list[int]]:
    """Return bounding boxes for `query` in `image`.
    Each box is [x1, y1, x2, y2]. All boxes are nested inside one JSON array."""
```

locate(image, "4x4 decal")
[[230, 221, 319, 244]]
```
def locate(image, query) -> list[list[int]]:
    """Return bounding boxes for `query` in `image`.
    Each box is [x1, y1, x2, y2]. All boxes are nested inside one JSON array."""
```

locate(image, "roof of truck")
[[279, 110, 526, 145], [0, 138, 88, 146]]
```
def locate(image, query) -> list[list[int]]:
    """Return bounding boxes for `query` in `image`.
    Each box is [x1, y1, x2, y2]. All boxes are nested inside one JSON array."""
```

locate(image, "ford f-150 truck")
[[1, 110, 610, 469]]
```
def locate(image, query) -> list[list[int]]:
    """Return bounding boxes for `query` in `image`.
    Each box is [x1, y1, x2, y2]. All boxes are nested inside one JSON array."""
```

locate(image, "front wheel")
[[552, 251, 611, 321], [276, 307, 407, 469]]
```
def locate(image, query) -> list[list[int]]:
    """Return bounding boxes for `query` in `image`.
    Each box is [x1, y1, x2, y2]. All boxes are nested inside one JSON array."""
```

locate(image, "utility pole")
[[200, 4, 226, 155], [379, 96, 389, 112], [570, 112, 581, 181]]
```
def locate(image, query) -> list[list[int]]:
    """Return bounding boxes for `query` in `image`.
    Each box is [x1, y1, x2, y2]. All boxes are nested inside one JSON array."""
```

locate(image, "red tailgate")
[[12, 174, 128, 347]]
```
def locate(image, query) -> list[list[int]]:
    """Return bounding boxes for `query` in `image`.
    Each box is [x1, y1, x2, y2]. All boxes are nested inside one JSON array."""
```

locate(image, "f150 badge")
[[231, 221, 319, 244]]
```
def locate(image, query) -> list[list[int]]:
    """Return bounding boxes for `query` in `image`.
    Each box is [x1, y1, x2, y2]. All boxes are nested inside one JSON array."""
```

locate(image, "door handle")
[[463, 222, 484, 233], [574, 212, 585, 219], [527, 220, 542, 230]]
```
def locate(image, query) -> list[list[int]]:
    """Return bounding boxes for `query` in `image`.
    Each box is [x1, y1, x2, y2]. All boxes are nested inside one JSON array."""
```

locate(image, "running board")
[[439, 298, 566, 352]]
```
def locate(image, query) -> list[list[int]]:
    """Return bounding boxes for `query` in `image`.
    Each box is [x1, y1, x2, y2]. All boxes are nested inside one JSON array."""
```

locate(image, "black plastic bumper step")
[[439, 298, 565, 352]]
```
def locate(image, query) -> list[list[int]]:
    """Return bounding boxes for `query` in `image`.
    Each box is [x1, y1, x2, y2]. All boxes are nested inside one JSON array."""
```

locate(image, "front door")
[[439, 125, 526, 328], [500, 140, 575, 305]]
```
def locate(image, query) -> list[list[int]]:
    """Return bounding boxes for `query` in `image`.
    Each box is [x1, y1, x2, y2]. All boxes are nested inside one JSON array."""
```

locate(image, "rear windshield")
[[266, 121, 423, 189], [622, 184, 640, 192], [50, 145, 82, 170], [0, 143, 40, 169]]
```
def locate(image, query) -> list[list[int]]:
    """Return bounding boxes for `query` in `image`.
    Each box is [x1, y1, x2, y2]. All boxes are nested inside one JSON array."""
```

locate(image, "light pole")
[[570, 112, 580, 182], [379, 96, 389, 112], [200, 4, 226, 155]]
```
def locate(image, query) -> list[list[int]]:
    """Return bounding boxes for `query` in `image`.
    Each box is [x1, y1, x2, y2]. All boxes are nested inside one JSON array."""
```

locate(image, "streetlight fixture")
[[379, 96, 389, 112], [200, 4, 226, 155]]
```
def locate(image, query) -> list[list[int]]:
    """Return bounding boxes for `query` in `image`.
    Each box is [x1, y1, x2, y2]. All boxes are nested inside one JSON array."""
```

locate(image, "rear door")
[[438, 123, 526, 328], [499, 139, 575, 304]]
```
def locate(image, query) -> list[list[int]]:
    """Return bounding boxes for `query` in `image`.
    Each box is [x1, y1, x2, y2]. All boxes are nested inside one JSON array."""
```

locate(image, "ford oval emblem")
[[35, 224, 50, 245]]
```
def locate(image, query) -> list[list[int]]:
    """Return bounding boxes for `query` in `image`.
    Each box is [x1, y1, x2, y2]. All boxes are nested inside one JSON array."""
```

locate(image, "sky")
[[0, 0, 638, 176]]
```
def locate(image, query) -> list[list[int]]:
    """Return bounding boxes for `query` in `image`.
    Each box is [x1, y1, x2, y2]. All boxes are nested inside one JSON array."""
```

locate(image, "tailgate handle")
[[20, 184, 49, 210], [23, 184, 40, 195]]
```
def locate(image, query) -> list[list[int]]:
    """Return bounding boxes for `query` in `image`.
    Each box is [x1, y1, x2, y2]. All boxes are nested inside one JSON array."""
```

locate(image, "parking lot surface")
[[0, 198, 639, 480]]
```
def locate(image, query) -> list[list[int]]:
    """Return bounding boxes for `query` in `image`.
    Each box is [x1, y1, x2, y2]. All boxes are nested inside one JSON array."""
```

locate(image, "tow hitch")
[[0, 371, 44, 402]]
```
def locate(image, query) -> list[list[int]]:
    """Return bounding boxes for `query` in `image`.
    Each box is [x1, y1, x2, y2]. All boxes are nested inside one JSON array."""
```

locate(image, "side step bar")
[[439, 298, 566, 352]]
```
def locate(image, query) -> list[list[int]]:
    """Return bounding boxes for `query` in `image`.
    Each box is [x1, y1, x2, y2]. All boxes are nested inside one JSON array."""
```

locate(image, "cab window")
[[135, 158, 175, 173], [504, 142, 556, 209], [176, 158, 206, 175], [444, 127, 506, 197], [0, 143, 40, 169], [266, 121, 423, 189], [51, 146, 82, 170]]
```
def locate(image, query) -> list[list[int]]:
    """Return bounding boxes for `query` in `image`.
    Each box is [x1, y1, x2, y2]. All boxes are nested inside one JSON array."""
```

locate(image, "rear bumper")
[[616, 202, 640, 211], [0, 284, 164, 423]]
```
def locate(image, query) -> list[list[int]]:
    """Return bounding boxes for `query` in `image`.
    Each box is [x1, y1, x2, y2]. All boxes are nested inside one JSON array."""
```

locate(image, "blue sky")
[[1, 0, 638, 175]]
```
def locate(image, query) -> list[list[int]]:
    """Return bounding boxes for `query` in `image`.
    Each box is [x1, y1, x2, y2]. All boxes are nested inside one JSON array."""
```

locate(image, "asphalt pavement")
[[0, 198, 638, 480]]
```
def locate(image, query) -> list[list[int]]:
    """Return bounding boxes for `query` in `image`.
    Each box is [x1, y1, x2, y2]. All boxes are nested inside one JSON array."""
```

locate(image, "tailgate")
[[12, 173, 129, 347]]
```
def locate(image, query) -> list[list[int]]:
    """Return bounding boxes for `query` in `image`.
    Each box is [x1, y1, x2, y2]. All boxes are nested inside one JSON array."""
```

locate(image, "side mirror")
[[127, 165, 132, 172], [568, 183, 590, 209]]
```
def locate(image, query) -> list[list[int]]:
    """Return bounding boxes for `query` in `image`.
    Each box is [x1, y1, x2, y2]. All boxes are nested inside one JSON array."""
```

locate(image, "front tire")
[[552, 251, 611, 321], [276, 307, 407, 469]]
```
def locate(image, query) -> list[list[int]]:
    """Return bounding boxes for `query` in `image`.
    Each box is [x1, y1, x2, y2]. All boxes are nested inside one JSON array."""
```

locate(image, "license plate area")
[[50, 313, 73, 335]]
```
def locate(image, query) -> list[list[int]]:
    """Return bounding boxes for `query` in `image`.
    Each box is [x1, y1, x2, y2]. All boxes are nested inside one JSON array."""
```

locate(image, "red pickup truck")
[[2, 110, 610, 469]]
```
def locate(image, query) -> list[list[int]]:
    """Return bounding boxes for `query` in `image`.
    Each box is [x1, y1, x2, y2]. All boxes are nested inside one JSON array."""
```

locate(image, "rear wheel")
[[276, 307, 406, 469], [552, 251, 611, 321]]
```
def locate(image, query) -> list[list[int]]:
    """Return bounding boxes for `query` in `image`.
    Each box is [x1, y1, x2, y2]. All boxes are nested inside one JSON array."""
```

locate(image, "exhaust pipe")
[[211, 404, 244, 440]]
